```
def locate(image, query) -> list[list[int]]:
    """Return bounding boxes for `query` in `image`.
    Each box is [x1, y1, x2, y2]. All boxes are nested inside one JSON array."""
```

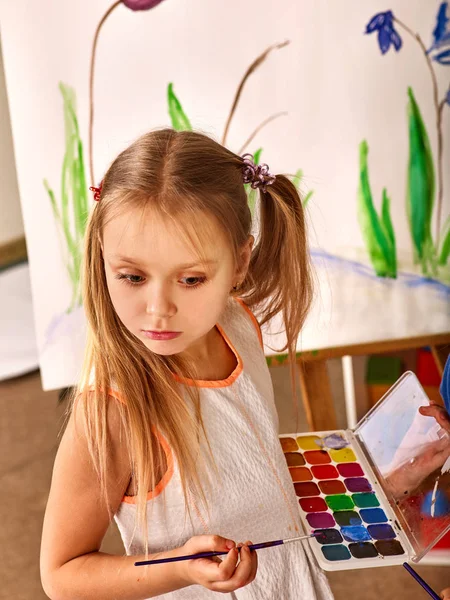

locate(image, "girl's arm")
[[40, 397, 192, 600]]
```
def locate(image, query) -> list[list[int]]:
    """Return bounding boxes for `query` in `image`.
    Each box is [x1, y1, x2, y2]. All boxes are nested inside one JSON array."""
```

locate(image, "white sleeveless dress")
[[113, 296, 334, 599]]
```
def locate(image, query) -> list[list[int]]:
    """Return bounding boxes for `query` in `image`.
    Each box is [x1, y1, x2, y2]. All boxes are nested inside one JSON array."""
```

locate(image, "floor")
[[1, 365, 449, 600]]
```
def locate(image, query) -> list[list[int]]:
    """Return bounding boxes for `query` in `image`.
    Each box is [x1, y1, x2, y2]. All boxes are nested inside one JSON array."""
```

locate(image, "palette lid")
[[354, 371, 450, 561]]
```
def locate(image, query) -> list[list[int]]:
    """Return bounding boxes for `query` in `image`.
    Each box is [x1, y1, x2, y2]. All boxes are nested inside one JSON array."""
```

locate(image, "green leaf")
[[357, 140, 396, 278], [43, 82, 88, 312], [380, 188, 397, 277], [292, 169, 303, 190], [406, 87, 435, 266], [253, 147, 263, 165], [44, 179, 76, 283], [439, 217, 450, 265], [291, 169, 313, 207], [167, 83, 192, 131], [302, 190, 313, 208]]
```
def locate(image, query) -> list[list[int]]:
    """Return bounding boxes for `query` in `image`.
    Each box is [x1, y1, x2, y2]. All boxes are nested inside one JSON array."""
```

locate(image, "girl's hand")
[[419, 403, 450, 434], [178, 535, 258, 593], [441, 587, 450, 600]]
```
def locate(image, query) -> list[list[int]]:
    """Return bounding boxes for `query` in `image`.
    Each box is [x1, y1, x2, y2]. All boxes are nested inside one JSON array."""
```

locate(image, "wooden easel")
[[267, 333, 450, 431]]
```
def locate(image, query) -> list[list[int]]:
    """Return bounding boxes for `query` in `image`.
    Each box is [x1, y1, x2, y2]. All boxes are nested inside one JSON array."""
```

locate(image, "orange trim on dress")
[[234, 297, 264, 350], [172, 323, 243, 388], [121, 430, 174, 504], [86, 386, 175, 504]]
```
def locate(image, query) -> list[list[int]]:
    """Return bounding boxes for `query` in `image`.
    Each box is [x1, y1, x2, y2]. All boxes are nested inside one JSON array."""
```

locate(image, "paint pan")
[[279, 372, 450, 571]]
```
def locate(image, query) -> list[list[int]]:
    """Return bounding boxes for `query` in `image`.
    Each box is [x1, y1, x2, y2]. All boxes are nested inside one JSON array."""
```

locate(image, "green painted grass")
[[44, 82, 89, 312], [406, 86, 437, 277], [438, 217, 450, 265], [166, 84, 312, 221], [358, 140, 397, 278], [167, 83, 192, 131]]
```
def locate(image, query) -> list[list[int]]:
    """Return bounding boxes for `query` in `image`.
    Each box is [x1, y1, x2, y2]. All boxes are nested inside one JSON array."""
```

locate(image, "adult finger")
[[419, 405, 450, 433], [420, 438, 450, 468]]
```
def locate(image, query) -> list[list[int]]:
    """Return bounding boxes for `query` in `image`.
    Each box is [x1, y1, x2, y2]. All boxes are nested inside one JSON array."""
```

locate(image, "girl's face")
[[102, 206, 252, 362]]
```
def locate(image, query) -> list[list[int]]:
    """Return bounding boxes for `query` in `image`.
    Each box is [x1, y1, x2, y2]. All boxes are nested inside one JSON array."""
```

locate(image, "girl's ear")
[[235, 235, 254, 282]]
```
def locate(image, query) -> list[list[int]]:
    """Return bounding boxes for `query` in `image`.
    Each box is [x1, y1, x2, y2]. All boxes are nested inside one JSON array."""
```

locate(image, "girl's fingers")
[[225, 543, 254, 589], [207, 541, 258, 592], [245, 541, 258, 584], [194, 548, 237, 583], [216, 547, 239, 581]]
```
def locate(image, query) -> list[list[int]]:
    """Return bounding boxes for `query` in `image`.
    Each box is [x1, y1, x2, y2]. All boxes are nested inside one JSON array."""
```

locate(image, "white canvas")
[[0, 0, 449, 389]]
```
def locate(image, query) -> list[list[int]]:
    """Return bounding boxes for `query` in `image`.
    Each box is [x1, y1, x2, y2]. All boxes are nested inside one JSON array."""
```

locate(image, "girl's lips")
[[142, 330, 182, 341]]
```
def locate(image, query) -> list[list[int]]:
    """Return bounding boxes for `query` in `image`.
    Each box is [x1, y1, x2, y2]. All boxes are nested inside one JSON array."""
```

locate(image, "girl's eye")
[[180, 276, 207, 290], [114, 274, 207, 289], [115, 274, 144, 285]]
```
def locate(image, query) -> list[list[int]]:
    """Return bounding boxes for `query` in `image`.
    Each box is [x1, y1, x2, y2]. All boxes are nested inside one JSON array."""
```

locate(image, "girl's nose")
[[145, 286, 175, 319]]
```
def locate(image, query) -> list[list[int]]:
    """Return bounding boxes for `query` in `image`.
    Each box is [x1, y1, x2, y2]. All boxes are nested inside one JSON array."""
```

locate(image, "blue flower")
[[427, 1, 450, 64], [433, 48, 450, 64], [431, 2, 449, 48], [365, 10, 402, 54]]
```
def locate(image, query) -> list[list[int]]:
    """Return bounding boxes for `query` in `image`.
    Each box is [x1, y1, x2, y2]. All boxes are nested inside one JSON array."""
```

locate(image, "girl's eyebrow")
[[109, 255, 218, 270]]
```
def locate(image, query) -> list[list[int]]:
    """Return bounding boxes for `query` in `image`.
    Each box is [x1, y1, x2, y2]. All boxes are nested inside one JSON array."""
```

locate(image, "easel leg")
[[430, 345, 450, 376], [342, 356, 357, 429], [297, 360, 337, 431]]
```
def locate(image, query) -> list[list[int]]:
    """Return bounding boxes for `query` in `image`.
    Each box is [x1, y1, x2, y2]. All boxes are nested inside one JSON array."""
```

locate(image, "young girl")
[[40, 128, 334, 599]]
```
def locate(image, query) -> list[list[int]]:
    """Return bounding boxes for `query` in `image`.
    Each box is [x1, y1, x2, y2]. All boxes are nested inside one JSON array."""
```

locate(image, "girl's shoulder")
[[233, 297, 263, 351], [79, 367, 124, 403]]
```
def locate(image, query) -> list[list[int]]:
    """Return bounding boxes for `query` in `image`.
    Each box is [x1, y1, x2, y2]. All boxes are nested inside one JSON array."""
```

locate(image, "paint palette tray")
[[280, 372, 450, 570]]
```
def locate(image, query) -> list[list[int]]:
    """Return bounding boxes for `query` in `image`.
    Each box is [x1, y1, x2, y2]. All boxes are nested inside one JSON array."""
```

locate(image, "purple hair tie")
[[241, 153, 276, 193]]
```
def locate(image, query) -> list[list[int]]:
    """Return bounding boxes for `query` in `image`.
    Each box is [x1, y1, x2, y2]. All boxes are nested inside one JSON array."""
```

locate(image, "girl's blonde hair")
[[70, 128, 313, 555]]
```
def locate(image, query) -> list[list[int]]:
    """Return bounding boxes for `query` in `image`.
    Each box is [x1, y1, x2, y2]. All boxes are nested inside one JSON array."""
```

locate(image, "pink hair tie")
[[89, 181, 103, 201], [241, 153, 276, 193]]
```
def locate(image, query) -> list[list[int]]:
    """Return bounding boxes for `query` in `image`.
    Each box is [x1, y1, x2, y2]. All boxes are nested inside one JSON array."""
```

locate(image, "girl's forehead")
[[103, 205, 230, 266]]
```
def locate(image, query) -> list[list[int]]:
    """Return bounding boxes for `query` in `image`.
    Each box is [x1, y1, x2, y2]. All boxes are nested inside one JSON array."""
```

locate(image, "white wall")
[[0, 31, 23, 246]]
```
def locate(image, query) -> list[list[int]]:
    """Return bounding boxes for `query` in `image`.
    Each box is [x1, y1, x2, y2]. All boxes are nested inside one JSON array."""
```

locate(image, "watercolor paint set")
[[280, 372, 450, 570]]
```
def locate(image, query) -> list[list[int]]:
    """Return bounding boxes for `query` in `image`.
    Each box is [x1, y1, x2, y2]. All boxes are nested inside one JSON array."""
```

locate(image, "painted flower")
[[122, 0, 165, 10], [89, 0, 168, 184], [365, 10, 402, 54], [431, 2, 449, 46], [428, 2, 450, 64]]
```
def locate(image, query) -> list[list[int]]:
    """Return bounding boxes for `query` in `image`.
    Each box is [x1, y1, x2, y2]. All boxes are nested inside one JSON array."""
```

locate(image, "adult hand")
[[419, 403, 450, 435], [385, 436, 450, 499]]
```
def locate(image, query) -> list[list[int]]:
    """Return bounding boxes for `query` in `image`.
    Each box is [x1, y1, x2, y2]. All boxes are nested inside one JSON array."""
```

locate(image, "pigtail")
[[245, 174, 314, 408]]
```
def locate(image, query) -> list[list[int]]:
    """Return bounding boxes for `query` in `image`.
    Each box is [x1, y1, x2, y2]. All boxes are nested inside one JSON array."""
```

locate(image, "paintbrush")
[[403, 563, 441, 599], [135, 533, 317, 566]]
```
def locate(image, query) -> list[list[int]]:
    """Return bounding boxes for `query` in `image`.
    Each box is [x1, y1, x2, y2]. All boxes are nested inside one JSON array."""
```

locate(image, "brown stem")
[[237, 112, 288, 155], [89, 1, 121, 186], [394, 17, 444, 246], [222, 40, 290, 147]]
